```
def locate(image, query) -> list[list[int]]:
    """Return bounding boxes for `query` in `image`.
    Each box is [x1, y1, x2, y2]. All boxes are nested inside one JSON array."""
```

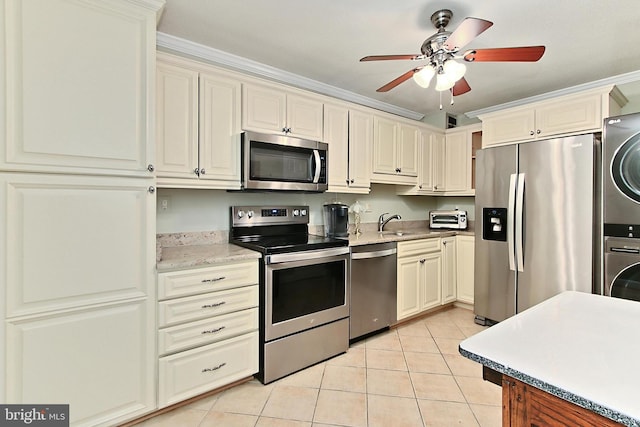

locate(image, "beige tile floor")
[[137, 307, 502, 427]]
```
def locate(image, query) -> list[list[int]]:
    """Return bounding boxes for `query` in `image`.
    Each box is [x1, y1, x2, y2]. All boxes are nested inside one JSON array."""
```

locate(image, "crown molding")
[[466, 70, 640, 118], [156, 32, 425, 121]]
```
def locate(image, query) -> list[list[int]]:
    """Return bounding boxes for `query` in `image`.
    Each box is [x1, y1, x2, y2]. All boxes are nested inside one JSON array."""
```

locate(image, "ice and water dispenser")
[[482, 208, 507, 241]]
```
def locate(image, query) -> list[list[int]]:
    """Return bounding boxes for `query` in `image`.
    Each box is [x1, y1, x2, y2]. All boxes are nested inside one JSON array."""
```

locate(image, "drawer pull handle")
[[201, 301, 226, 309], [201, 326, 226, 334], [202, 362, 226, 373], [201, 276, 226, 283]]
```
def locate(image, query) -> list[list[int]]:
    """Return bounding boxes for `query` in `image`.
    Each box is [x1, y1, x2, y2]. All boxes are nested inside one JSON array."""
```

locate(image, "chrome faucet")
[[378, 213, 402, 232]]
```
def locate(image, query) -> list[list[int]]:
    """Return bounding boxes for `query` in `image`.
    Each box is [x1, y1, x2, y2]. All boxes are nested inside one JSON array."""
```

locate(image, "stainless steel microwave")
[[429, 210, 468, 230], [241, 131, 328, 192]]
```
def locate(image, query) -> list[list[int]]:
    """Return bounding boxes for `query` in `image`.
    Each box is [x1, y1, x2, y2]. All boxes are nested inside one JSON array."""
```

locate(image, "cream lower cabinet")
[[157, 261, 259, 408], [156, 54, 242, 189], [1, 173, 157, 426], [456, 235, 475, 305], [397, 239, 442, 320], [441, 237, 457, 304]]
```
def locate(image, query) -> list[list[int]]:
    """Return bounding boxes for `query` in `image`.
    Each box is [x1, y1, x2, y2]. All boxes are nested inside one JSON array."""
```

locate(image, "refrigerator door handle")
[[515, 172, 525, 272], [507, 173, 518, 271]]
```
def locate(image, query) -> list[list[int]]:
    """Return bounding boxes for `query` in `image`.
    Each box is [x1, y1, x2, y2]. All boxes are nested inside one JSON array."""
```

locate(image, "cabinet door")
[[348, 109, 373, 192], [431, 133, 446, 192], [242, 84, 286, 133], [1, 0, 157, 176], [398, 123, 419, 177], [535, 93, 601, 138], [286, 94, 324, 140], [2, 173, 155, 317], [324, 104, 350, 192], [441, 237, 457, 304], [372, 116, 398, 175], [397, 257, 421, 320], [444, 131, 471, 192], [456, 235, 475, 304], [482, 109, 535, 146], [417, 130, 434, 192], [421, 253, 442, 311], [199, 72, 242, 186], [156, 62, 199, 178], [6, 300, 155, 426]]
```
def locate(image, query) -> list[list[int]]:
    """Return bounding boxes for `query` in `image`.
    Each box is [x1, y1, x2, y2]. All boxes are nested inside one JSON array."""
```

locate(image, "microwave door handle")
[[312, 149, 321, 183]]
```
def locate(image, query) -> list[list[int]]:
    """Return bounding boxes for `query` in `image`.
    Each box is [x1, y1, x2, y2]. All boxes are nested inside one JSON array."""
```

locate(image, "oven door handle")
[[266, 247, 349, 264]]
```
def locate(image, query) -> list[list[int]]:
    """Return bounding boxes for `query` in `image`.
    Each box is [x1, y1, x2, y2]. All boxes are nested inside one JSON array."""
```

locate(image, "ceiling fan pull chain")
[[450, 89, 454, 106], [439, 91, 443, 110]]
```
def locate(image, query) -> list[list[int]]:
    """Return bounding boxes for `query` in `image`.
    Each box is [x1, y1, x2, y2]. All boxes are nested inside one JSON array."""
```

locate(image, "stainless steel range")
[[229, 205, 350, 384]]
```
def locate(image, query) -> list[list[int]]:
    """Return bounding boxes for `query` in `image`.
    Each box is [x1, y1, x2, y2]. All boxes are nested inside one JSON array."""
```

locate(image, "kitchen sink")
[[380, 230, 414, 237]]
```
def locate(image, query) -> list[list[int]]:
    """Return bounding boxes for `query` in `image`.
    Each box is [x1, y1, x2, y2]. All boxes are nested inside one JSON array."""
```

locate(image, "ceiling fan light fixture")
[[443, 59, 466, 82], [435, 72, 455, 91], [412, 65, 436, 88]]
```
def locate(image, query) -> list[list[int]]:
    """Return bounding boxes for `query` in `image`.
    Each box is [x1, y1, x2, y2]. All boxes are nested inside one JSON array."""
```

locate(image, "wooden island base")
[[489, 370, 623, 427]]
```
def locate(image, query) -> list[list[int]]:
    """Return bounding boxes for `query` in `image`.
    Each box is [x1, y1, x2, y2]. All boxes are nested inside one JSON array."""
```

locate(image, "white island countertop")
[[459, 291, 640, 427]]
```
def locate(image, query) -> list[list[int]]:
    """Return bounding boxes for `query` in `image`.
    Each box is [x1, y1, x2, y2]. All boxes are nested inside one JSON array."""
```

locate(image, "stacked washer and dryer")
[[603, 112, 640, 302]]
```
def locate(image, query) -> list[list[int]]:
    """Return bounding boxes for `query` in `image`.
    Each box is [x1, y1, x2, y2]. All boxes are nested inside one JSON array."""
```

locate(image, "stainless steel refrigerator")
[[474, 134, 600, 325]]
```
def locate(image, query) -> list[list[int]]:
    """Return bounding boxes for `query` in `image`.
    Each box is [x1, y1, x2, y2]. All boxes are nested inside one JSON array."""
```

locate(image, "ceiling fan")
[[360, 9, 545, 96]]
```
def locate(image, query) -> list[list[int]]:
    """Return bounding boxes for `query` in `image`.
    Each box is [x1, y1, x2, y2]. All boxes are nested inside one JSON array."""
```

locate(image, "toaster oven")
[[429, 210, 468, 230]]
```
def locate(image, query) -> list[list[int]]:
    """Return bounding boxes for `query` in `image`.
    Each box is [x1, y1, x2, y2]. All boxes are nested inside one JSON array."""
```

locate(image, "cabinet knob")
[[194, 167, 200, 176], [536, 129, 541, 134], [530, 130, 534, 136], [200, 168, 206, 175], [419, 185, 423, 189], [148, 186, 155, 194], [350, 179, 354, 183], [420, 259, 426, 264], [346, 179, 350, 184], [434, 185, 438, 190], [147, 164, 154, 172]]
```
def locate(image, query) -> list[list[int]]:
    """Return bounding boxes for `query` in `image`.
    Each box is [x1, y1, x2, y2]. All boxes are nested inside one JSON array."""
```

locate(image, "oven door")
[[264, 247, 349, 341]]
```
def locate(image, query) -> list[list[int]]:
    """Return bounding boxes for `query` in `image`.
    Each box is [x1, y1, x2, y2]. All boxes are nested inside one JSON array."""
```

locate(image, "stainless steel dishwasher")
[[350, 242, 397, 341]]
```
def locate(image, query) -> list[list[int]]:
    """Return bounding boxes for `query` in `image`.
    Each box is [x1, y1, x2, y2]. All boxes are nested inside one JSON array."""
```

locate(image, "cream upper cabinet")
[[372, 116, 419, 185], [1, 0, 159, 177], [156, 54, 242, 189], [456, 235, 475, 305], [441, 236, 457, 304], [325, 104, 372, 194], [480, 86, 626, 147], [242, 83, 324, 140]]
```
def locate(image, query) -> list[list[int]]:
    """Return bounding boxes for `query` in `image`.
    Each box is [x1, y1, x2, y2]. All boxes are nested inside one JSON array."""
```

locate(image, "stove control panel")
[[231, 205, 309, 226]]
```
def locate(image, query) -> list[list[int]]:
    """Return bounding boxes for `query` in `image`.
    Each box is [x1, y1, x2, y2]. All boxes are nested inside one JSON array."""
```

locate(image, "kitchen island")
[[459, 291, 640, 427]]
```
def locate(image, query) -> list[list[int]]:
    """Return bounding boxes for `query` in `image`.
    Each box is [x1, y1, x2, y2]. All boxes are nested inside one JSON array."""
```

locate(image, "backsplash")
[[156, 184, 475, 234]]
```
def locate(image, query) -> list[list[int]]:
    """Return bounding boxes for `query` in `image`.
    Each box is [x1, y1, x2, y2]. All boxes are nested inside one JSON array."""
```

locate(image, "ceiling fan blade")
[[360, 54, 424, 62], [463, 46, 546, 62], [444, 17, 493, 51], [376, 68, 420, 92], [452, 77, 471, 96]]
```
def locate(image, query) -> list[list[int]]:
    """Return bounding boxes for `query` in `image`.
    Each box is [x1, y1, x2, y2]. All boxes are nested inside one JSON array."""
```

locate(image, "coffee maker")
[[323, 203, 349, 238]]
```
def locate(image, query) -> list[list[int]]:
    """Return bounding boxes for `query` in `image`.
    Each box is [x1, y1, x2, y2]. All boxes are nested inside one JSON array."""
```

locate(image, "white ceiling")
[[157, 0, 640, 120]]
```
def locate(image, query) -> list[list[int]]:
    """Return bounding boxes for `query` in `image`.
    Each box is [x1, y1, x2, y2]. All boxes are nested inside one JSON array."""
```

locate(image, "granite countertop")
[[156, 224, 475, 271], [459, 291, 640, 427], [157, 243, 261, 272]]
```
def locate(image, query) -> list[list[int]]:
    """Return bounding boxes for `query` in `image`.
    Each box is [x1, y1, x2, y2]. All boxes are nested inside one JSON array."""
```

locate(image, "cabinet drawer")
[[398, 238, 441, 257], [158, 260, 258, 300], [158, 307, 258, 356], [158, 285, 258, 328], [158, 331, 259, 407]]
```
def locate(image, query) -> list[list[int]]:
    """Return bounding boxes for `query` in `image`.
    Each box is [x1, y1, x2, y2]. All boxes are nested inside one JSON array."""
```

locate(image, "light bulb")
[[443, 60, 466, 83], [412, 65, 435, 88], [435, 72, 456, 91]]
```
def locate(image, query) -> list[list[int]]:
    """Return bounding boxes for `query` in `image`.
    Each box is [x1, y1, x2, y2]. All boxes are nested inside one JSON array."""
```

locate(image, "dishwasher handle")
[[351, 248, 397, 260]]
